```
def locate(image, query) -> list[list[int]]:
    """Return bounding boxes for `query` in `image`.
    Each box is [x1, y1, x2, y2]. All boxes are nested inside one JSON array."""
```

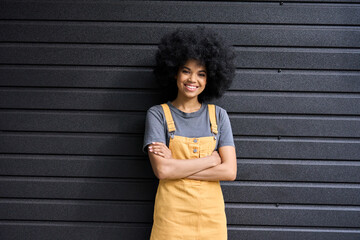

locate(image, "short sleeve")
[[142, 105, 167, 154], [217, 107, 235, 149]]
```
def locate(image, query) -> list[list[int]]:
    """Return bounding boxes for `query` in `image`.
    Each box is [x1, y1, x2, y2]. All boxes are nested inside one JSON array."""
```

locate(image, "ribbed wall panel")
[[1, 1, 359, 239]]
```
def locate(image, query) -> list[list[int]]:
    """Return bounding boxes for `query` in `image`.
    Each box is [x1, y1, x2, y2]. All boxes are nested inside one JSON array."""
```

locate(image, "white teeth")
[[185, 84, 196, 89]]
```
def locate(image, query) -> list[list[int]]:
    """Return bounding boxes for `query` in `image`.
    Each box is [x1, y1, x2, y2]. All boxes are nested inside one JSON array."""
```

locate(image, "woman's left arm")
[[186, 146, 237, 181]]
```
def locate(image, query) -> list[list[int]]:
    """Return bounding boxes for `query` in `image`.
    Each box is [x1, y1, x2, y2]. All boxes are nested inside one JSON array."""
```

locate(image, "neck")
[[171, 96, 202, 113]]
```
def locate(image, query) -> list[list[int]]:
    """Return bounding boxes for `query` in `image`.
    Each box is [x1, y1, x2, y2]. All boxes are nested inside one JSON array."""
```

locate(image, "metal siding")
[[1, 2, 359, 25], [0, 1, 359, 240], [1, 45, 360, 69], [1, 22, 360, 48]]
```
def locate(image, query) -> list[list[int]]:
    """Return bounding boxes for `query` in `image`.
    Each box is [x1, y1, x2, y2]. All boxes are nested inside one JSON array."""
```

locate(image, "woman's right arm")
[[148, 143, 221, 180]]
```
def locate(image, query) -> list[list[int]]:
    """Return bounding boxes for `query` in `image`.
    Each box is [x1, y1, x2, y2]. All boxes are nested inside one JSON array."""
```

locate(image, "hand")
[[148, 142, 173, 159], [211, 151, 221, 166]]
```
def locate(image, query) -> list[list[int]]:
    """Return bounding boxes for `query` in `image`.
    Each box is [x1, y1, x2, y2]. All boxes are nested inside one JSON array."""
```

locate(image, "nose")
[[188, 73, 196, 82]]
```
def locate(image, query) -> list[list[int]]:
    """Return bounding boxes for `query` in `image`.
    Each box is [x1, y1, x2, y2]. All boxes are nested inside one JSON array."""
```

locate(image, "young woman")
[[143, 27, 237, 240]]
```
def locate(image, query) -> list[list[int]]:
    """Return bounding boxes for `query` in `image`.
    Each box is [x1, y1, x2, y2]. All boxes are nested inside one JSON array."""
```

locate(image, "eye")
[[199, 73, 206, 77], [182, 70, 190, 74]]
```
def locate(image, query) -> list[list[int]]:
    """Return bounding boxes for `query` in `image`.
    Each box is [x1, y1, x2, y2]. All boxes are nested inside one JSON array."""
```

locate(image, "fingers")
[[148, 142, 167, 151], [153, 151, 165, 157], [148, 148, 165, 157], [148, 145, 164, 151], [148, 142, 167, 155], [148, 142, 172, 159]]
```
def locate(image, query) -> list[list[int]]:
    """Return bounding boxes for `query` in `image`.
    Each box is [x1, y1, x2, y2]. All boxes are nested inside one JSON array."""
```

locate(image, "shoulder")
[[147, 104, 164, 114], [210, 104, 229, 119], [210, 104, 231, 129], [147, 104, 167, 117], [213, 104, 227, 113], [145, 104, 164, 121]]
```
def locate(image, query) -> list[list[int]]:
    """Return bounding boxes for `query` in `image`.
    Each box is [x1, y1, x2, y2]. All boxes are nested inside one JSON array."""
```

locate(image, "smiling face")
[[175, 59, 207, 101]]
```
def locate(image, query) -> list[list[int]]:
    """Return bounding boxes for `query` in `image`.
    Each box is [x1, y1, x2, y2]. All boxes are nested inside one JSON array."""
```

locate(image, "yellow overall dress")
[[150, 103, 227, 240]]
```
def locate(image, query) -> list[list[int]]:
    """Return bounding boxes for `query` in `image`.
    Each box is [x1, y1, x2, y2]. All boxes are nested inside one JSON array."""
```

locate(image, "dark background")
[[0, 1, 360, 239]]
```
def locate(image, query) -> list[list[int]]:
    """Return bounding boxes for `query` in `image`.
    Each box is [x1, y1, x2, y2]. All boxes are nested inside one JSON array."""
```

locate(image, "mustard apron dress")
[[150, 103, 227, 240]]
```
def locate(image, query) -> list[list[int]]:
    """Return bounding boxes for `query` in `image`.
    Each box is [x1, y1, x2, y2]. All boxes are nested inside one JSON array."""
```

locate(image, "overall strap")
[[161, 103, 176, 133], [208, 104, 218, 135]]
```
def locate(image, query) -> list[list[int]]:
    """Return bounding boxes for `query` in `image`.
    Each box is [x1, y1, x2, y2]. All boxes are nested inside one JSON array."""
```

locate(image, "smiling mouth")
[[184, 84, 199, 91]]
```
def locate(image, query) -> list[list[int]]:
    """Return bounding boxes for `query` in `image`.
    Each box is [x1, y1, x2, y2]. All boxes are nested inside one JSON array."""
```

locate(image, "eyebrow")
[[183, 66, 207, 73]]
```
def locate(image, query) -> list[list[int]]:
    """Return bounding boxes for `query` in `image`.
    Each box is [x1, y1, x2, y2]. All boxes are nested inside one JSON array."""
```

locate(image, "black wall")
[[1, 1, 360, 239]]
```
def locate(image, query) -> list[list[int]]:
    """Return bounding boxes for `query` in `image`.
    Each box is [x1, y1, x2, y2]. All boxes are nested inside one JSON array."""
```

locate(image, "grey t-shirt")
[[143, 101, 235, 153]]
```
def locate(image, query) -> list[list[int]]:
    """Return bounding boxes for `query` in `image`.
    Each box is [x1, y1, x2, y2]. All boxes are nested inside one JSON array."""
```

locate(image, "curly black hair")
[[153, 26, 236, 102]]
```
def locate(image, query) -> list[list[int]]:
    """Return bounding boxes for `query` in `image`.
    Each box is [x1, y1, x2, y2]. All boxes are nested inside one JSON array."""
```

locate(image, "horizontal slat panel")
[[256, 0, 360, 1], [0, 200, 152, 223], [151, 0, 360, 2], [0, 110, 146, 133], [0, 155, 154, 179], [228, 226, 360, 240], [1, 155, 360, 183], [0, 133, 144, 156], [230, 70, 360, 92], [230, 115, 360, 137], [237, 159, 360, 183], [236, 47, 360, 70], [0, 44, 156, 67], [237, 138, 360, 160], [0, 178, 157, 201], [1, 222, 359, 240], [0, 133, 359, 160], [0, 222, 151, 240], [1, 44, 360, 70], [2, 22, 360, 48], [222, 182, 360, 205], [0, 66, 157, 88], [226, 204, 360, 227], [0, 89, 160, 111], [1, 178, 359, 205], [1, 67, 360, 93], [1, 110, 360, 138], [218, 93, 360, 115], [1, 2, 359, 25], [1, 200, 359, 227], [1, 90, 360, 115]]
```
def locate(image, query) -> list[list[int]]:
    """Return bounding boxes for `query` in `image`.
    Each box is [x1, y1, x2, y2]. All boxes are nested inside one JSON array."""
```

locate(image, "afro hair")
[[153, 26, 236, 102]]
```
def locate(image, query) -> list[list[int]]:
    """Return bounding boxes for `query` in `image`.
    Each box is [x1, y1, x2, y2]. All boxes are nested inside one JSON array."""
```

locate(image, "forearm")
[[187, 146, 237, 181], [186, 162, 236, 181], [150, 152, 218, 180]]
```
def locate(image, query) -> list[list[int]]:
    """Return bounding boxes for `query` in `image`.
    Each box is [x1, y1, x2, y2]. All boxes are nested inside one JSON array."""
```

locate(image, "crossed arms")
[[147, 142, 237, 181]]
